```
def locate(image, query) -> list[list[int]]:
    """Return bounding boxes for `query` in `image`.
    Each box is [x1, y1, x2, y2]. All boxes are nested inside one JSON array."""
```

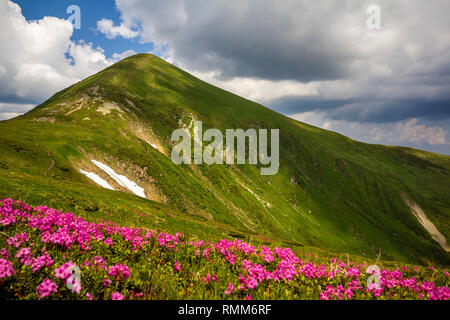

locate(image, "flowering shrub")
[[0, 258, 15, 279], [0, 198, 448, 300], [36, 278, 58, 298], [108, 263, 130, 280], [111, 292, 124, 300]]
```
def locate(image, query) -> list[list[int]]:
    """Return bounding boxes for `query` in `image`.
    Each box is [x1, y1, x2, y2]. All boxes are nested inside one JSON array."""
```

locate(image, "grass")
[[0, 53, 449, 267], [1, 199, 448, 300]]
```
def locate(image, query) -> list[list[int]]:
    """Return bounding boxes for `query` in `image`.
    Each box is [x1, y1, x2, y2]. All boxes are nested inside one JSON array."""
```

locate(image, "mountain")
[[0, 53, 449, 265]]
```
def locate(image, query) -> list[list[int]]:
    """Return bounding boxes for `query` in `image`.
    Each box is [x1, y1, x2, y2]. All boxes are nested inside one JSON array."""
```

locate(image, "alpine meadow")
[[0, 54, 449, 300]]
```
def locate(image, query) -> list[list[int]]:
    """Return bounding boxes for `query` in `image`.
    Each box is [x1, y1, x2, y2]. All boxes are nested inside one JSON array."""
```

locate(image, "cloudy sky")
[[1, 0, 449, 155]]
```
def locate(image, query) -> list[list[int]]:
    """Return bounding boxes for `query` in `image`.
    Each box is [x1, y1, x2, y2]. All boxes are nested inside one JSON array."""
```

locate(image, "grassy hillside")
[[0, 53, 449, 266], [1, 199, 448, 300]]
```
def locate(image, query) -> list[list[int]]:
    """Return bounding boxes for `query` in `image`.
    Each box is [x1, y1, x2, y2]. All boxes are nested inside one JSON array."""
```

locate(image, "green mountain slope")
[[0, 53, 449, 265]]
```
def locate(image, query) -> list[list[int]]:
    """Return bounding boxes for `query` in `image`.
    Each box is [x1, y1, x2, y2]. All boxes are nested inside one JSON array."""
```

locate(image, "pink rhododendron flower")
[[112, 292, 124, 300], [7, 232, 28, 248], [68, 276, 82, 294], [31, 252, 53, 272], [108, 263, 130, 280], [104, 237, 113, 246], [174, 260, 181, 273], [0, 248, 10, 259], [15, 247, 32, 266], [1, 198, 449, 301], [55, 261, 76, 280], [0, 258, 15, 279], [202, 273, 211, 285], [92, 256, 107, 270], [224, 283, 235, 295], [145, 230, 156, 239], [429, 287, 450, 300], [36, 278, 58, 298]]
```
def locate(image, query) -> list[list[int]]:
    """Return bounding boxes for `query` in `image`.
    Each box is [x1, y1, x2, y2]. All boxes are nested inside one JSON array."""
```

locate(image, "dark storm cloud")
[[1, 0, 448, 152], [171, 17, 353, 82], [328, 100, 450, 123], [115, 0, 450, 83], [271, 97, 450, 123], [0, 95, 39, 105], [113, 0, 450, 126], [117, 0, 369, 81], [270, 98, 354, 115]]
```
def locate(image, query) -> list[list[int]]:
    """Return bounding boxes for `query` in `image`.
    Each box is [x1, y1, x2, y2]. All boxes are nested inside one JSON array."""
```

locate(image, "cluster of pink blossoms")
[[104, 237, 113, 246], [36, 278, 58, 298], [54, 261, 81, 293], [54, 261, 76, 280], [15, 247, 32, 265], [0, 198, 449, 300], [108, 263, 130, 280], [201, 273, 218, 285], [0, 258, 15, 278], [0, 248, 9, 258], [158, 232, 182, 248], [224, 282, 235, 295], [85, 255, 108, 271], [174, 260, 181, 273], [7, 232, 28, 248], [206, 237, 450, 300], [111, 292, 124, 300], [31, 251, 54, 272]]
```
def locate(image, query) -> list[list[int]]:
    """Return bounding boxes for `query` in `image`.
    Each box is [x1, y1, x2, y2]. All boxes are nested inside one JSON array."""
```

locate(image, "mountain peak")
[[1, 53, 449, 266], [25, 53, 181, 120]]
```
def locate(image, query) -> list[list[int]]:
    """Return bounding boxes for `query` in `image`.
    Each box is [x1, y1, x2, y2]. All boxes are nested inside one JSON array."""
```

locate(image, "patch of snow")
[[79, 169, 115, 190], [237, 180, 272, 208], [91, 160, 146, 198], [403, 195, 449, 252], [146, 141, 158, 149]]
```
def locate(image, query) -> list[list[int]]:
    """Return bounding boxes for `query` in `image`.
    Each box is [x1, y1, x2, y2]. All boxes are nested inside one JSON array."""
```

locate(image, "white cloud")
[[0, 0, 140, 118], [394, 119, 448, 146], [1, 0, 448, 154], [112, 49, 137, 61], [97, 19, 139, 39], [111, 1, 450, 125], [113, 0, 450, 83], [291, 112, 449, 148], [0, 0, 114, 104], [0, 102, 33, 120], [187, 70, 319, 103]]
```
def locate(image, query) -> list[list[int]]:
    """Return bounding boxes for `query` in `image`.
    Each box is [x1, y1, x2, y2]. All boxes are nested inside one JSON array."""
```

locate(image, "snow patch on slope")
[[402, 195, 449, 252], [79, 169, 115, 190], [146, 141, 158, 149], [236, 179, 272, 209], [91, 160, 146, 198]]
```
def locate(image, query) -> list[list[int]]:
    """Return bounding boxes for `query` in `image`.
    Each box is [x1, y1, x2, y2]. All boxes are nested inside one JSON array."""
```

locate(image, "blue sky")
[[1, 0, 449, 155], [16, 0, 155, 58]]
